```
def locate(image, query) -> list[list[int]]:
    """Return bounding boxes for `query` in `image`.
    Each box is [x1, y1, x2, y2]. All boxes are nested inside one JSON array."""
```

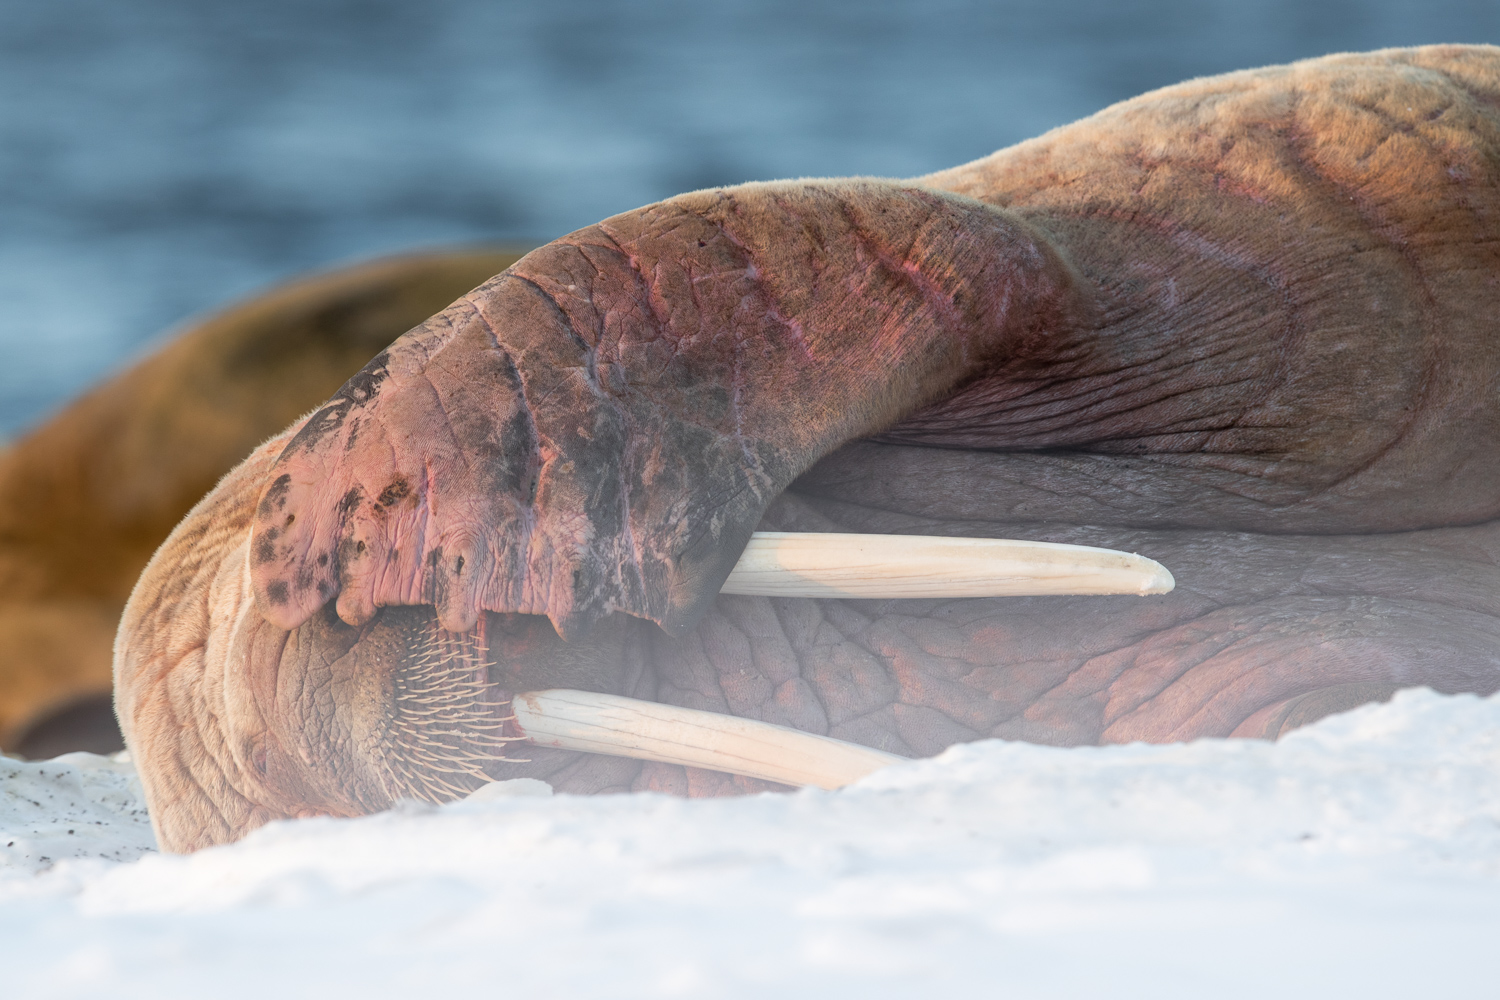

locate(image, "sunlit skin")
[[116, 46, 1500, 851]]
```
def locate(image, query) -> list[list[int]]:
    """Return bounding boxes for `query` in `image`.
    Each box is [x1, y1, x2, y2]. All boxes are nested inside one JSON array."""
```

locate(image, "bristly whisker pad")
[[378, 615, 529, 804]]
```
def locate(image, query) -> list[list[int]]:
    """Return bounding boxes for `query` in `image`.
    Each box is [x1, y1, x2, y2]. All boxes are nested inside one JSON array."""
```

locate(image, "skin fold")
[[0, 249, 527, 757], [111, 45, 1500, 851]]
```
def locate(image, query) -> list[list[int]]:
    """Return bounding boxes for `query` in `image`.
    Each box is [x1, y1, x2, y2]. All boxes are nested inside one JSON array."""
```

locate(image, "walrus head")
[[117, 47, 1500, 851], [117, 178, 1084, 849]]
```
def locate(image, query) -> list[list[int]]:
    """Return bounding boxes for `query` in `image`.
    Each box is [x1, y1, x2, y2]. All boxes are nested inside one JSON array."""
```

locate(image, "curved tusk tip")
[[1138, 558, 1175, 595]]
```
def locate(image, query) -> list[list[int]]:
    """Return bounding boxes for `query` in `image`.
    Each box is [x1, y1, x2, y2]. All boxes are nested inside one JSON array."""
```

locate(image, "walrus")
[[0, 249, 527, 758], [114, 45, 1500, 852]]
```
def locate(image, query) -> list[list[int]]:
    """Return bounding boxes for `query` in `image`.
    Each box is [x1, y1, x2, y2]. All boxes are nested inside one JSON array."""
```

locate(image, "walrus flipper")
[[248, 181, 1080, 639]]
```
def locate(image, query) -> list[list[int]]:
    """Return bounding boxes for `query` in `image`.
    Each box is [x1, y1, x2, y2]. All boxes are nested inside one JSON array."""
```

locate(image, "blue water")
[[1, 0, 1495, 435]]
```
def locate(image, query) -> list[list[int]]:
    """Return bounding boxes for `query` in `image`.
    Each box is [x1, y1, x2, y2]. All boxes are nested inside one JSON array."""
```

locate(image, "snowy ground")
[[2, 689, 1497, 998]]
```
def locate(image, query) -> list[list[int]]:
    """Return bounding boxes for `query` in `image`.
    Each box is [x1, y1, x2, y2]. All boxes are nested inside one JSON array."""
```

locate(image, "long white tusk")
[[720, 531, 1174, 599], [510, 689, 905, 790]]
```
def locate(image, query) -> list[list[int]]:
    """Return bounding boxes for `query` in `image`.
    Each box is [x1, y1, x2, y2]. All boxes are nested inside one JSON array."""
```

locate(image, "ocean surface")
[[1, 0, 1495, 435]]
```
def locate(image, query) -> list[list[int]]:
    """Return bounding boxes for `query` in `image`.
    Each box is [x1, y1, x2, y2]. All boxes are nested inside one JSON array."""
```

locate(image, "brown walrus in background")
[[0, 249, 526, 758], [107, 45, 1500, 851]]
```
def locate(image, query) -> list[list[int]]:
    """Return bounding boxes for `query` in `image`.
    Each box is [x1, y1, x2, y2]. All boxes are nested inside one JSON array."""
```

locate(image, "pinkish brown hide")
[[116, 46, 1500, 852], [248, 182, 1081, 639]]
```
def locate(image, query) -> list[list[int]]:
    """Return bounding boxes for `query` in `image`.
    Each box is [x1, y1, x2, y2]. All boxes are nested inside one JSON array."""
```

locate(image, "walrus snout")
[[116, 428, 644, 849]]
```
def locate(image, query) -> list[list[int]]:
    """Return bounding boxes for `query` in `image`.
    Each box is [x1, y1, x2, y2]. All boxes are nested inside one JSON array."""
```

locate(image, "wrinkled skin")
[[117, 46, 1500, 851]]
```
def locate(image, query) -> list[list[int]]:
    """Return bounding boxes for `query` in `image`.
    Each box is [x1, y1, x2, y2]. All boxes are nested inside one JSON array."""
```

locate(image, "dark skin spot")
[[341, 351, 391, 403], [376, 479, 410, 508], [338, 486, 363, 516], [284, 399, 352, 455], [265, 581, 289, 605], [256, 474, 292, 519], [420, 547, 450, 609]]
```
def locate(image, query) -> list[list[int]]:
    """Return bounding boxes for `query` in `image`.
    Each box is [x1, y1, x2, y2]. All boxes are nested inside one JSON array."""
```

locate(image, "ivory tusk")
[[510, 689, 905, 790], [721, 531, 1175, 599], [509, 537, 1170, 788]]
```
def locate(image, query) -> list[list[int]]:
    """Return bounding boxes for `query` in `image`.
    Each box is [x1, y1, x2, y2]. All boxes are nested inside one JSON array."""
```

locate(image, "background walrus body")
[[0, 249, 525, 758]]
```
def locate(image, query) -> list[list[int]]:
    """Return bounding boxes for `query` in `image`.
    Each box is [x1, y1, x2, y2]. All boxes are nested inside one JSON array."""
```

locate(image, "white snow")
[[4, 688, 1499, 998], [0, 752, 155, 874]]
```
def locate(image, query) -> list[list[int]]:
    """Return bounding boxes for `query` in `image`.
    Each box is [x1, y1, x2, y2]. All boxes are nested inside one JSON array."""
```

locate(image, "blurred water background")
[[0, 0, 1495, 436]]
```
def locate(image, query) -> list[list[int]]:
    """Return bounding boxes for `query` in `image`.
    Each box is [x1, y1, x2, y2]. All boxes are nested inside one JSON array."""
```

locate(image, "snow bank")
[[0, 752, 155, 874], [3, 688, 1498, 998]]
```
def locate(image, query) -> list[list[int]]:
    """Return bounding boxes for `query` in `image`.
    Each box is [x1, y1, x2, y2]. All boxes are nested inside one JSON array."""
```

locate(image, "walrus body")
[[112, 46, 1500, 851], [0, 250, 526, 756]]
